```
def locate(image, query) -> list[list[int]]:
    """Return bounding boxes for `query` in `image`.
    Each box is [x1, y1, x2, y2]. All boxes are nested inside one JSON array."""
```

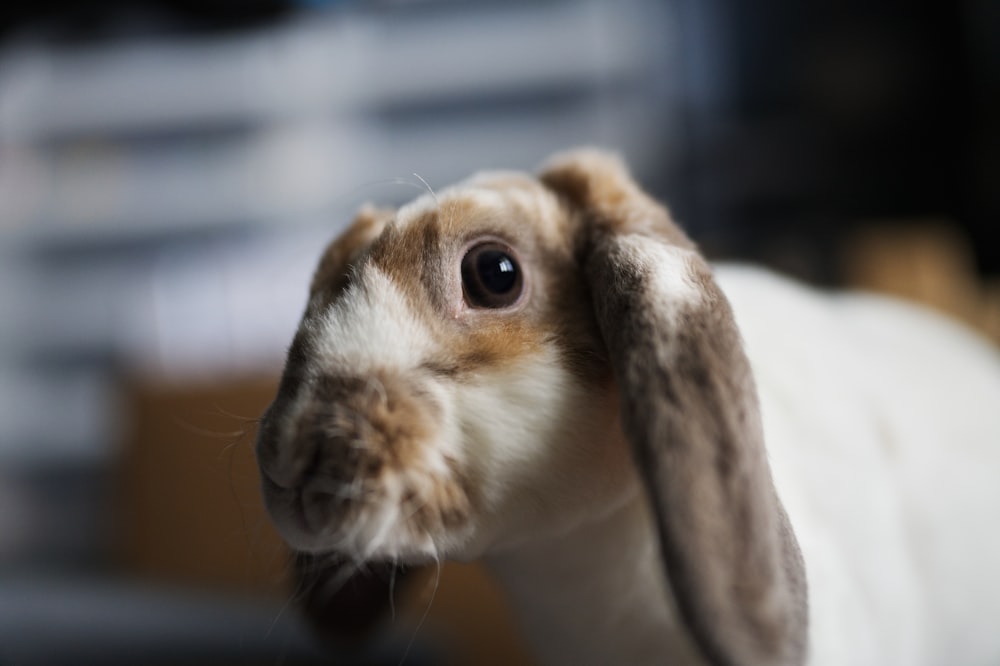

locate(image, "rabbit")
[[255, 148, 1000, 666]]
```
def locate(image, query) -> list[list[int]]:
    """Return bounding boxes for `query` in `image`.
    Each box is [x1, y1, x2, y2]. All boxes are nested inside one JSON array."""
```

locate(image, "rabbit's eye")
[[461, 242, 523, 308]]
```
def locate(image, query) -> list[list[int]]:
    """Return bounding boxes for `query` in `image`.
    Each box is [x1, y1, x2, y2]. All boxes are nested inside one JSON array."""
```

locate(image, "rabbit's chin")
[[262, 457, 479, 563]]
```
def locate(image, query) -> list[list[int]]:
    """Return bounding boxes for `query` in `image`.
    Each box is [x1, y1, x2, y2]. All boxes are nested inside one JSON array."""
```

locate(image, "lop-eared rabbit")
[[256, 149, 1000, 666]]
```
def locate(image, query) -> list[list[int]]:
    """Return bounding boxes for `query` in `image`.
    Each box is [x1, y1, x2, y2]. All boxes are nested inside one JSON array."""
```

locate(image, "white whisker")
[[398, 546, 441, 666], [389, 556, 399, 622], [361, 503, 400, 560], [411, 172, 439, 207]]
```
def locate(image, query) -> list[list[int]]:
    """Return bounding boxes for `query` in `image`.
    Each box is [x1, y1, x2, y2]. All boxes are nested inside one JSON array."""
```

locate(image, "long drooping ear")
[[540, 150, 808, 666]]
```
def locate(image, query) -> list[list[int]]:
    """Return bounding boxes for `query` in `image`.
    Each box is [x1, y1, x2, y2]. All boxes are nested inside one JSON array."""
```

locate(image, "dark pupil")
[[477, 250, 517, 294]]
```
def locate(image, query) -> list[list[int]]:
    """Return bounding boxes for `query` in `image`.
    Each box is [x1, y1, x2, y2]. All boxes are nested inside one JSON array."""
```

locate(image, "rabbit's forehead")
[[392, 173, 570, 248]]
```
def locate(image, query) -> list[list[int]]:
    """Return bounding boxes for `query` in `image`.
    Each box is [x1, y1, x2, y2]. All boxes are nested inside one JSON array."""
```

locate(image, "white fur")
[[461, 171, 566, 226], [723, 266, 1000, 665], [488, 493, 703, 666], [394, 180, 508, 230], [447, 347, 636, 559], [484, 265, 1000, 666], [310, 265, 434, 374], [620, 236, 703, 310]]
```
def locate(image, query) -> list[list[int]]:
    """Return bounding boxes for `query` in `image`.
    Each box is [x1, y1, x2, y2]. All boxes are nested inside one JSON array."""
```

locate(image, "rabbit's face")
[[256, 173, 636, 563], [258, 151, 809, 665]]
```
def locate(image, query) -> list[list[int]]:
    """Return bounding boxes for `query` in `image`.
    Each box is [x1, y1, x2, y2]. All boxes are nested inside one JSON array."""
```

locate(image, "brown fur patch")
[[405, 459, 473, 537], [539, 152, 630, 213], [367, 209, 448, 314], [453, 319, 544, 368], [308, 372, 437, 479], [267, 368, 475, 549]]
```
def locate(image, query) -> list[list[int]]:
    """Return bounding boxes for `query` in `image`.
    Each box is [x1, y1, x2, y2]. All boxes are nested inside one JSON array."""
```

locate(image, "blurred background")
[[0, 0, 997, 664]]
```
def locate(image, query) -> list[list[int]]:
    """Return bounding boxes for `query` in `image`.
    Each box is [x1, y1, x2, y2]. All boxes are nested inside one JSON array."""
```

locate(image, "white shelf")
[[1, 99, 671, 249], [0, 1, 665, 140]]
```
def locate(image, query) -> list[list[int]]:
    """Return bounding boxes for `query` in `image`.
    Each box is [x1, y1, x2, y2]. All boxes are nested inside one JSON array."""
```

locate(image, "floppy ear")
[[279, 204, 416, 645], [310, 204, 395, 299], [540, 150, 808, 666]]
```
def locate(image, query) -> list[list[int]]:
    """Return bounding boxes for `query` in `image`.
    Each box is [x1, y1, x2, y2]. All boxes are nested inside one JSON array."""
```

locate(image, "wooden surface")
[[117, 375, 536, 664], [844, 223, 1000, 344]]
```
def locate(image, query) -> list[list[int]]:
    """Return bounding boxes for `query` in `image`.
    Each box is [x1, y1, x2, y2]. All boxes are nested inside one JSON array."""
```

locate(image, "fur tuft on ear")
[[539, 148, 693, 249], [310, 204, 395, 299], [541, 150, 809, 666]]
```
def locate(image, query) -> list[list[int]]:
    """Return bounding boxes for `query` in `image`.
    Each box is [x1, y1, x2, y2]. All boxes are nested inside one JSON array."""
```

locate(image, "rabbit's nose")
[[255, 373, 375, 481], [298, 475, 356, 535], [258, 385, 370, 491], [255, 406, 301, 491], [256, 371, 441, 534]]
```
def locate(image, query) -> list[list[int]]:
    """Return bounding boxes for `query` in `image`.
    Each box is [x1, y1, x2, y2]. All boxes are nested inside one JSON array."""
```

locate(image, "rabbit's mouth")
[[256, 371, 475, 560]]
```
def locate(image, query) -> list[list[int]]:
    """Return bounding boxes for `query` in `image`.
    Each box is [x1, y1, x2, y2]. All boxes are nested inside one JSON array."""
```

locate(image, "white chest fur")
[[487, 492, 703, 666]]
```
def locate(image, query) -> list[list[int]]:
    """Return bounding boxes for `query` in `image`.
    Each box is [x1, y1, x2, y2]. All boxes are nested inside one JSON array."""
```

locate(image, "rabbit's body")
[[484, 266, 1000, 666], [721, 266, 1000, 666], [256, 150, 1000, 666]]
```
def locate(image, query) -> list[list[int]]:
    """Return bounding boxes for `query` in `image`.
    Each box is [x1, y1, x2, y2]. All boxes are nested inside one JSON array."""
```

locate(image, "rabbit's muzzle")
[[256, 371, 472, 558]]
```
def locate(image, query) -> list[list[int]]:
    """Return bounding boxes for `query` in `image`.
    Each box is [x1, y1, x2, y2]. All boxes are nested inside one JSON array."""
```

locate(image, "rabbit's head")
[[256, 149, 807, 665]]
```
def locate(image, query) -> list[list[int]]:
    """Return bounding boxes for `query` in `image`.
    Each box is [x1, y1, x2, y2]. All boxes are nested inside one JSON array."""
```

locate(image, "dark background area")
[[668, 0, 999, 280]]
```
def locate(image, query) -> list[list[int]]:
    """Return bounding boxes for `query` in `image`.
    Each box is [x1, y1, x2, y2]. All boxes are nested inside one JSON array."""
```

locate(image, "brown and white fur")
[[256, 149, 1000, 666]]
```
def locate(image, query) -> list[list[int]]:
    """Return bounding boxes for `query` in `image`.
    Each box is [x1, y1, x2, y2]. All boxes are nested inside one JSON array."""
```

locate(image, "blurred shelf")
[[0, 0, 677, 250], [0, 2, 659, 140], [0, 365, 117, 465], [1, 96, 668, 252]]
